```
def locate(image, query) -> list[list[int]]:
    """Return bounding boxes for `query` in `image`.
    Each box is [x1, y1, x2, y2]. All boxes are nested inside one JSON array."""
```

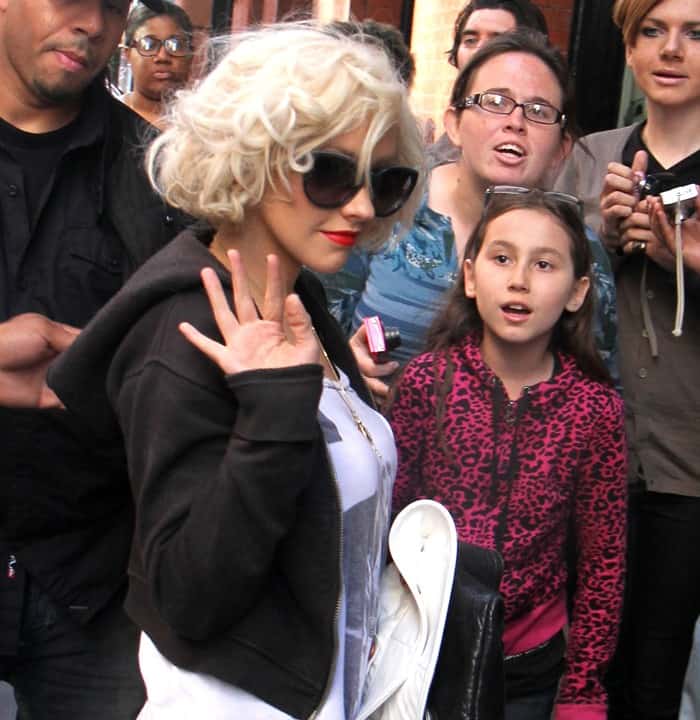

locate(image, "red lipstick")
[[322, 231, 359, 247]]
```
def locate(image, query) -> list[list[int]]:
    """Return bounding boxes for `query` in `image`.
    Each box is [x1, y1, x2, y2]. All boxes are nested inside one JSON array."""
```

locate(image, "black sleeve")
[[109, 292, 323, 641]]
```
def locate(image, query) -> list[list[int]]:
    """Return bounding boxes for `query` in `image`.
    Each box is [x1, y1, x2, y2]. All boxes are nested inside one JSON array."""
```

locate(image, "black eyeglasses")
[[454, 92, 565, 126], [130, 35, 192, 58], [484, 185, 583, 216], [303, 151, 418, 218]]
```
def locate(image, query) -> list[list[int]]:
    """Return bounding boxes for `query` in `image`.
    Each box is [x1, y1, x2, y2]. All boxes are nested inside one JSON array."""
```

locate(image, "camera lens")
[[638, 172, 677, 199], [384, 327, 401, 352]]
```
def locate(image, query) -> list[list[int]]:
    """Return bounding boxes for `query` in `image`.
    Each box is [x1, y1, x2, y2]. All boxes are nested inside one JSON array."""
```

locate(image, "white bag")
[[358, 500, 458, 720]]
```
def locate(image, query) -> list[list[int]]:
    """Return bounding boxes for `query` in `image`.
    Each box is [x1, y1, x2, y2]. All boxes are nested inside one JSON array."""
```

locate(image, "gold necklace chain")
[[313, 328, 384, 464]]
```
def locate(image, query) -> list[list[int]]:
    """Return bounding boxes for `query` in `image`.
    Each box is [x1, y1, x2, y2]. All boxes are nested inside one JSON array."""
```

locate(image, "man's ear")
[[444, 106, 463, 149], [463, 258, 476, 298]]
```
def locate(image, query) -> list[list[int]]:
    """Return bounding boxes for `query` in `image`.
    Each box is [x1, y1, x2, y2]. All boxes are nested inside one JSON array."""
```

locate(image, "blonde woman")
[[48, 23, 423, 719]]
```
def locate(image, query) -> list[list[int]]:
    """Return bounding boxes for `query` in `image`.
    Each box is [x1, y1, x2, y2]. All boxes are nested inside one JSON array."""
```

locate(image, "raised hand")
[[0, 313, 80, 408], [179, 250, 319, 375], [600, 150, 675, 268]]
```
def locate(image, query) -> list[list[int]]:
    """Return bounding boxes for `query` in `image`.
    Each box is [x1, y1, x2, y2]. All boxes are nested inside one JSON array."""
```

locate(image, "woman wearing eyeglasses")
[[47, 22, 422, 719], [321, 29, 619, 399], [555, 1, 700, 718], [122, 1, 194, 129]]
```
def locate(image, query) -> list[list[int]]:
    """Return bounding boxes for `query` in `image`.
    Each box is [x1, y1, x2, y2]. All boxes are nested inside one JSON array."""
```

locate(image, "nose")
[[73, 0, 106, 38], [341, 184, 375, 223], [508, 262, 529, 291], [505, 104, 527, 133], [153, 43, 172, 62], [661, 28, 683, 58]]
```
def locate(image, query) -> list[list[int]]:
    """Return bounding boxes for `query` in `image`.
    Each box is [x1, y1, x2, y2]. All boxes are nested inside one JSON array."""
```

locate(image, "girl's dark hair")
[[124, 1, 194, 47], [448, 0, 549, 67], [449, 27, 579, 140], [426, 189, 612, 386]]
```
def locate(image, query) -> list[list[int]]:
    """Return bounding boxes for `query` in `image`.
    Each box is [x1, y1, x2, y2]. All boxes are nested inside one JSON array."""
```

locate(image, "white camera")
[[660, 184, 698, 222]]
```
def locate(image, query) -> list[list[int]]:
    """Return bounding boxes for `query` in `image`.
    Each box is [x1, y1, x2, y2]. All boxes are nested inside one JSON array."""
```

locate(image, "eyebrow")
[[644, 17, 700, 28], [482, 87, 559, 105], [487, 239, 566, 258]]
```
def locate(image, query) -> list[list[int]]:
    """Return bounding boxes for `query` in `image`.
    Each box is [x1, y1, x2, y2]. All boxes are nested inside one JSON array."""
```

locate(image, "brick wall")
[[176, 0, 575, 138], [409, 0, 575, 137], [350, 0, 404, 24]]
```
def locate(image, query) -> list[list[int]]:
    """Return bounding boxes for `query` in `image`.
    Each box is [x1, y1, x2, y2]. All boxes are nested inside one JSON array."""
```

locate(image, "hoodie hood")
[[48, 228, 352, 442], [450, 332, 583, 411]]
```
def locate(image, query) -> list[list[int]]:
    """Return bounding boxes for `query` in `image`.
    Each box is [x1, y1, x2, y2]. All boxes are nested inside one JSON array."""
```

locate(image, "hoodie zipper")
[[308, 445, 343, 720], [492, 384, 530, 553]]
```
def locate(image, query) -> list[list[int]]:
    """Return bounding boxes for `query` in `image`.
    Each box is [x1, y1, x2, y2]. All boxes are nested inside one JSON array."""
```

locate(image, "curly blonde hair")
[[612, 0, 659, 46], [146, 22, 425, 250]]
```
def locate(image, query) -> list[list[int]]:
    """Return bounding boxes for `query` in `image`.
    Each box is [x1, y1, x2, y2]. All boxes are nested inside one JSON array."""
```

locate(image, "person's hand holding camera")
[[600, 150, 675, 269], [349, 322, 399, 402]]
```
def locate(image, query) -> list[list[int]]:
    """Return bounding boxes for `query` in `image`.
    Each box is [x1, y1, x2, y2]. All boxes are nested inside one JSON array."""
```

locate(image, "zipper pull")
[[7, 554, 16, 580]]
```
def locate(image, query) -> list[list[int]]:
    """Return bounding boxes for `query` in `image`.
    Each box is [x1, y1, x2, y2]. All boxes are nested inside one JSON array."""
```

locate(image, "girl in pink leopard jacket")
[[389, 188, 627, 720]]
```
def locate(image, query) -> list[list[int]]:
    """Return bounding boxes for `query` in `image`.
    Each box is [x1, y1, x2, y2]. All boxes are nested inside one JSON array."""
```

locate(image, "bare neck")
[[480, 332, 554, 401], [643, 102, 700, 168]]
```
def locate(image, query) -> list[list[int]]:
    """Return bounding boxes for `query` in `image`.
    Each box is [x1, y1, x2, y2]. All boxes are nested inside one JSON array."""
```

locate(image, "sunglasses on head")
[[484, 185, 584, 217], [302, 151, 418, 218]]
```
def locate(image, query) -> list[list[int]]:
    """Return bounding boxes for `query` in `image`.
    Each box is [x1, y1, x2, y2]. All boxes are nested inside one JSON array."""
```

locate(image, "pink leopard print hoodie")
[[389, 334, 627, 720]]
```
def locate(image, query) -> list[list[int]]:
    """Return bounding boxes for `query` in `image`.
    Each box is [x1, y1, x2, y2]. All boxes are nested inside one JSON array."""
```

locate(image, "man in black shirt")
[[0, 1, 183, 718]]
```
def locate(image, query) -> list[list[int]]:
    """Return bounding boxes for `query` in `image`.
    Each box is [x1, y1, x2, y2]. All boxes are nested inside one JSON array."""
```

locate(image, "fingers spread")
[[200, 267, 239, 343], [228, 250, 258, 324], [178, 321, 236, 374], [284, 293, 315, 350], [262, 254, 284, 325]]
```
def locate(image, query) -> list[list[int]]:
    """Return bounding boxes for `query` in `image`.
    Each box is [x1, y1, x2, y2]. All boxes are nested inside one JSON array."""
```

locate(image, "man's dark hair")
[[448, 0, 549, 67], [328, 19, 416, 87], [124, 0, 194, 47]]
